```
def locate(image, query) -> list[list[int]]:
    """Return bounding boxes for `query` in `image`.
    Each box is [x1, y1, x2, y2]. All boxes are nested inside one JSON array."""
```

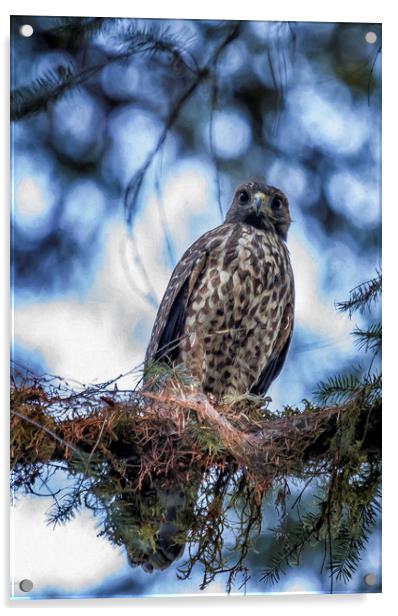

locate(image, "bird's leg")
[[179, 330, 206, 392]]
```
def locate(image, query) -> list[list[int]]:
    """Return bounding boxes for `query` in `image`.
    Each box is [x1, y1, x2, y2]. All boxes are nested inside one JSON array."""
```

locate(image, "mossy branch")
[[11, 378, 381, 487]]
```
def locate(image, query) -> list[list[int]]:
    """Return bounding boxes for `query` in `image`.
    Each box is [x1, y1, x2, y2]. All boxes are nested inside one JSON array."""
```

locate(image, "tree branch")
[[11, 385, 381, 485]]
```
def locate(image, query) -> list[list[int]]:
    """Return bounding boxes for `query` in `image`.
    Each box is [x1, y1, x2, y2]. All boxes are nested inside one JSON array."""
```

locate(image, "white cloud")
[[13, 162, 219, 387], [289, 232, 353, 346], [14, 222, 151, 386], [10, 496, 124, 597]]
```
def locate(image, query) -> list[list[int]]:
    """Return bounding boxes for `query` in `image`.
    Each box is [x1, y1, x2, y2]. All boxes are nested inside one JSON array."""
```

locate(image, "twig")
[[11, 409, 84, 460], [123, 22, 243, 224]]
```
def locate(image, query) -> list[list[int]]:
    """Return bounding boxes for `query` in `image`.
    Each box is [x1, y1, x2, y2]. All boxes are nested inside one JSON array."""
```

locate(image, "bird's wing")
[[145, 226, 226, 364], [250, 302, 294, 396]]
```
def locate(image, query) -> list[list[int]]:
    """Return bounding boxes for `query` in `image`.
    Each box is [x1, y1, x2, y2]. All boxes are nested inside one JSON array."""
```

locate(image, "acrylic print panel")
[[10, 16, 381, 599]]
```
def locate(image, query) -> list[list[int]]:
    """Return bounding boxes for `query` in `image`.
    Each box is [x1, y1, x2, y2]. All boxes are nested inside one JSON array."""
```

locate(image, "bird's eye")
[[272, 196, 283, 211], [238, 190, 250, 205]]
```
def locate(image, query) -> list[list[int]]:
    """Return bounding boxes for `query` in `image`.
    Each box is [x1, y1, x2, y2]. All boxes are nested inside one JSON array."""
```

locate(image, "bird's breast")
[[179, 226, 293, 396]]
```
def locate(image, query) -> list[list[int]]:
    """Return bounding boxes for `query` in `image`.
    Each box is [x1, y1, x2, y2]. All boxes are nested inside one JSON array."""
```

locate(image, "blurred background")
[[10, 16, 381, 598]]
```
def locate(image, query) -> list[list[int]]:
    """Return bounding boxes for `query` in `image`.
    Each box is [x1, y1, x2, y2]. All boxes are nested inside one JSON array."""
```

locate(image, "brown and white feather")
[[145, 182, 294, 398]]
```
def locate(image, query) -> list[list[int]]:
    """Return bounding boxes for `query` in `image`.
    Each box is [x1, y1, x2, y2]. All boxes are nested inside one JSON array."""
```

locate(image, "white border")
[[5, 1, 383, 22], [2, 1, 395, 614]]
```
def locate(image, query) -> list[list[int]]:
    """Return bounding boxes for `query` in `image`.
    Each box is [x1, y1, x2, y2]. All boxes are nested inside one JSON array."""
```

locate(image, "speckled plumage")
[[146, 181, 294, 398]]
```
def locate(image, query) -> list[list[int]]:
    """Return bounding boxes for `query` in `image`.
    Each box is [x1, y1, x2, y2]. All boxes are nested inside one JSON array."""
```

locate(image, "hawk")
[[146, 181, 294, 399]]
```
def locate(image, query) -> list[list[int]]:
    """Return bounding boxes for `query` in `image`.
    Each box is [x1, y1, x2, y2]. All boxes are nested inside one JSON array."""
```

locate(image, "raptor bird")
[[146, 181, 294, 399]]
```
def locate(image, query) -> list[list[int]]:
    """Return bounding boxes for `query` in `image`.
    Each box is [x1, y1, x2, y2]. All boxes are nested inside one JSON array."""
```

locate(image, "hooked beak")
[[253, 192, 269, 217]]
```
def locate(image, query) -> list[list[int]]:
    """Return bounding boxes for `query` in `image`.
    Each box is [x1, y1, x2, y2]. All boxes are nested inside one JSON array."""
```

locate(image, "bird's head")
[[225, 181, 292, 240]]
